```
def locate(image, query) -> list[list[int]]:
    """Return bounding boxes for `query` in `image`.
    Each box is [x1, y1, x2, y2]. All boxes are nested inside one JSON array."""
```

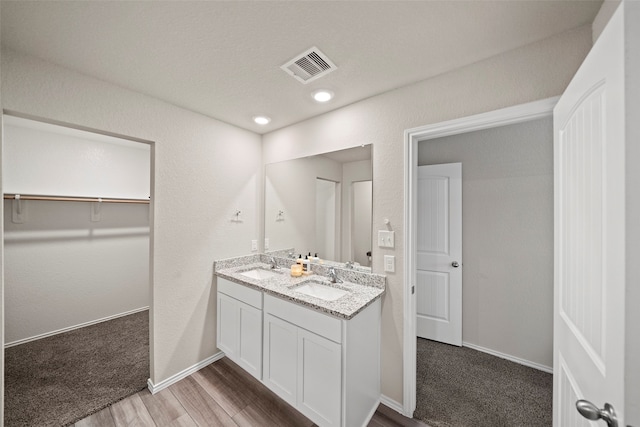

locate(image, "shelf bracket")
[[12, 194, 25, 224]]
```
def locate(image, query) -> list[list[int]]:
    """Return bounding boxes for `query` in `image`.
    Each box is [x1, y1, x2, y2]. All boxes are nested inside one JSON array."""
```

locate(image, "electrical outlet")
[[251, 240, 258, 251], [264, 238, 270, 250], [384, 255, 395, 273], [378, 230, 395, 248]]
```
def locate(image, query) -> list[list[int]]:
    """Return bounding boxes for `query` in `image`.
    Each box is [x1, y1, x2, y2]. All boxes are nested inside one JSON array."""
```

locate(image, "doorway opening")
[[403, 98, 558, 419], [1, 112, 155, 425]]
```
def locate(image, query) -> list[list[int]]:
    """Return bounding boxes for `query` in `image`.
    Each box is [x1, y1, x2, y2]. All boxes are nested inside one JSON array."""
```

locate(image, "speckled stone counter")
[[214, 254, 385, 320]]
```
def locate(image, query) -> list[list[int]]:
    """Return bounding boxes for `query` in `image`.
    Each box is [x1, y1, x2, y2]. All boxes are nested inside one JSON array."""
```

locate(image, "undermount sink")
[[239, 268, 282, 280], [292, 280, 350, 301]]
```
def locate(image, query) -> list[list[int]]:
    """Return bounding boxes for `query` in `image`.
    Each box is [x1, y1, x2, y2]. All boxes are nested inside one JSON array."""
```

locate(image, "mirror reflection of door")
[[315, 178, 339, 261], [352, 180, 372, 267], [265, 145, 371, 267]]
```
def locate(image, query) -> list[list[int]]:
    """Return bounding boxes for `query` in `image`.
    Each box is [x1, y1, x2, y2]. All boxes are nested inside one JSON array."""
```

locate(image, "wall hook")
[[12, 195, 25, 224], [91, 198, 102, 222], [277, 210, 285, 221]]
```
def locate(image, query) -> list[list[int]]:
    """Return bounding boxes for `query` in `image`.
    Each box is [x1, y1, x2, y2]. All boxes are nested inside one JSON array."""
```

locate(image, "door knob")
[[576, 400, 618, 427], [451, 261, 460, 268]]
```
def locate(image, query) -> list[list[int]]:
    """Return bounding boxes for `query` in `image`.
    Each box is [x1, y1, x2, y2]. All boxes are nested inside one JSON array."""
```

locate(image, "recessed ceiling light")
[[312, 90, 334, 103], [253, 116, 271, 125]]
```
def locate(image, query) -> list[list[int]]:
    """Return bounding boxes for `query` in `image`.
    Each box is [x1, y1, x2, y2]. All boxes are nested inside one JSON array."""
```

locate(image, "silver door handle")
[[451, 261, 459, 268], [576, 400, 618, 427]]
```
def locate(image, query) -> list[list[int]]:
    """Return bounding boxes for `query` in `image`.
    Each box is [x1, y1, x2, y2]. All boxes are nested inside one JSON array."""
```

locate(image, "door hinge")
[[411, 286, 415, 295]]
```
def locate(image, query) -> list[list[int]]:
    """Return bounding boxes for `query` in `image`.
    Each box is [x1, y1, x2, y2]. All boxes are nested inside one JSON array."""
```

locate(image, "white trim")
[[463, 341, 553, 374], [360, 397, 382, 427], [402, 125, 418, 418], [4, 306, 149, 348], [404, 96, 559, 140], [147, 351, 225, 394], [380, 394, 405, 415], [403, 97, 558, 417]]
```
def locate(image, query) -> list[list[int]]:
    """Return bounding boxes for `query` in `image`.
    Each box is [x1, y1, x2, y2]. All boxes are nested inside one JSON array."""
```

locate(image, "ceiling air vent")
[[281, 46, 337, 84]]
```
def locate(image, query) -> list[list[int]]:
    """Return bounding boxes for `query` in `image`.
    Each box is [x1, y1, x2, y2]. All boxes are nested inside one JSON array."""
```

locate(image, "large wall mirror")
[[264, 145, 372, 269]]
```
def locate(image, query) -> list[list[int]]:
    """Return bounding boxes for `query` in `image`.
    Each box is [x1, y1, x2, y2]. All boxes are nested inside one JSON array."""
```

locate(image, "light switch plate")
[[378, 230, 395, 248], [251, 240, 258, 251], [384, 255, 395, 273], [264, 238, 270, 250]]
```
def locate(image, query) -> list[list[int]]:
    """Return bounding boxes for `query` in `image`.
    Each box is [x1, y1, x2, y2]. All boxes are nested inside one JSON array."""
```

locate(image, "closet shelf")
[[3, 193, 150, 204]]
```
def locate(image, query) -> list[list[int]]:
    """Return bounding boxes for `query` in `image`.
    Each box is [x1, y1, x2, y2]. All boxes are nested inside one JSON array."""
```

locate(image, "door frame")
[[402, 96, 558, 416]]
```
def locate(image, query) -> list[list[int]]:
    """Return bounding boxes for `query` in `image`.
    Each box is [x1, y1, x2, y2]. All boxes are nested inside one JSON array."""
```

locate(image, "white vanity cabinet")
[[215, 274, 382, 427], [263, 293, 381, 427], [216, 278, 263, 380]]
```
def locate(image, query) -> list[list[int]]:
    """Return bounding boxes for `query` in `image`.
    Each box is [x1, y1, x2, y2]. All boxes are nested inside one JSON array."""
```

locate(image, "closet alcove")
[[2, 114, 152, 426]]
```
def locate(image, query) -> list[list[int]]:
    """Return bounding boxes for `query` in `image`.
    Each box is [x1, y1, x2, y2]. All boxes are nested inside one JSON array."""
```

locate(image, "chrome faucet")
[[328, 267, 342, 284], [344, 261, 355, 269], [269, 257, 278, 269]]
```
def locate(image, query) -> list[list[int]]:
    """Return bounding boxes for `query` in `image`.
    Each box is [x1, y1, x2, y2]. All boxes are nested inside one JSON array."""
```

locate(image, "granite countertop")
[[215, 261, 385, 320]]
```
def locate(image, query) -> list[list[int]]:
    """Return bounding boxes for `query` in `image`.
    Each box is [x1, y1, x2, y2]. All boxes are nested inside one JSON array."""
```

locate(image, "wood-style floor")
[[74, 357, 427, 427]]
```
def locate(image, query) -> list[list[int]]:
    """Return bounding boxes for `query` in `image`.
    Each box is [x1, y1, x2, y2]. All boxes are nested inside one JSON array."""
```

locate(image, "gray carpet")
[[5, 310, 149, 427], [415, 338, 552, 427]]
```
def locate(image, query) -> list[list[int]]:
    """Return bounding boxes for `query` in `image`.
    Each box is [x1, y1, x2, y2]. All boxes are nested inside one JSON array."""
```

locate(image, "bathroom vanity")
[[214, 254, 385, 427]]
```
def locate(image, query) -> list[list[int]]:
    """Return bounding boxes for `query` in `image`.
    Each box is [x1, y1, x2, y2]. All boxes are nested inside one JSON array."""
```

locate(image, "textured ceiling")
[[1, 1, 602, 134]]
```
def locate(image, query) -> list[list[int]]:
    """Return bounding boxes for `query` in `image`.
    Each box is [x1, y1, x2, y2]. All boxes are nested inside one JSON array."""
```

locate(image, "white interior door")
[[352, 180, 372, 266], [416, 163, 462, 346], [553, 4, 626, 426], [316, 178, 337, 260]]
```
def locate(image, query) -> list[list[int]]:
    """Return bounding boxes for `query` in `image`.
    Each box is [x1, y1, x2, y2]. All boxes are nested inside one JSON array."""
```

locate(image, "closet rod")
[[3, 194, 150, 204]]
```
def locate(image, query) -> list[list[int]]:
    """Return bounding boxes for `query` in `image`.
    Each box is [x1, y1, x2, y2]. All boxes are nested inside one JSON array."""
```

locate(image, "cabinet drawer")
[[264, 294, 342, 343], [218, 277, 262, 309]]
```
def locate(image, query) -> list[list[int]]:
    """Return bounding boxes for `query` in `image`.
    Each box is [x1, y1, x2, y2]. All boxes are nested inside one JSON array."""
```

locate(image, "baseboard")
[[462, 341, 553, 374], [4, 306, 150, 348], [360, 397, 382, 427], [379, 394, 407, 416], [147, 351, 225, 394]]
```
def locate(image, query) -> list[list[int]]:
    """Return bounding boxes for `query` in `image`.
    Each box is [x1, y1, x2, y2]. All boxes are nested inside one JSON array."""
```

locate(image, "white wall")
[[418, 117, 553, 369], [1, 47, 263, 385], [3, 201, 149, 344], [265, 155, 342, 257], [3, 116, 150, 199], [263, 26, 592, 403]]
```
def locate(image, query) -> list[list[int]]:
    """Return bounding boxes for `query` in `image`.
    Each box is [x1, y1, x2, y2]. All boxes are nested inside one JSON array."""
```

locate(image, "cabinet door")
[[263, 313, 298, 406], [297, 328, 342, 427], [237, 302, 262, 380], [217, 292, 238, 360]]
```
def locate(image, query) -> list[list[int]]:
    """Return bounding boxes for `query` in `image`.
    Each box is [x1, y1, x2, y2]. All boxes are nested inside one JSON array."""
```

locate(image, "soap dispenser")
[[302, 255, 311, 274]]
